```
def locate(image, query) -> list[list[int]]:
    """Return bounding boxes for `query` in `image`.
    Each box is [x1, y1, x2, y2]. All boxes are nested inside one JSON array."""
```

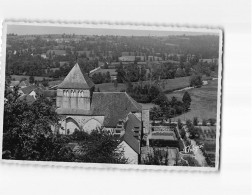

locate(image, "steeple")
[[56, 63, 94, 110], [58, 63, 94, 89]]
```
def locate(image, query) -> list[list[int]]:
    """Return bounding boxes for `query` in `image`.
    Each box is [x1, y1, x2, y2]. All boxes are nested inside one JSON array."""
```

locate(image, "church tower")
[[56, 63, 95, 110]]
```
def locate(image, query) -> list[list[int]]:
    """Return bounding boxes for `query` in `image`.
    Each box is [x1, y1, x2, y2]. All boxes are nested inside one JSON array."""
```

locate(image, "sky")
[[7, 24, 219, 36]]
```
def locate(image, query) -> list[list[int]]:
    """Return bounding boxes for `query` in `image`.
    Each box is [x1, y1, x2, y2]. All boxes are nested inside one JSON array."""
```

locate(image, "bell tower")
[[56, 63, 94, 111]]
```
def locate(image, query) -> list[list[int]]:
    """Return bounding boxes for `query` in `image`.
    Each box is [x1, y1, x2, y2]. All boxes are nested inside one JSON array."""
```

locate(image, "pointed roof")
[[58, 63, 94, 89]]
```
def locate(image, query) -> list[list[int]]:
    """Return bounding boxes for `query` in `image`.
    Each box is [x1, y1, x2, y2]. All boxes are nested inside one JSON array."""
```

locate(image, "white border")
[[0, 20, 223, 172]]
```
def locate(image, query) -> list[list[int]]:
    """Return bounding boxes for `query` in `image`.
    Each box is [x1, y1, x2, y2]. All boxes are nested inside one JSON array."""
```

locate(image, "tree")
[[70, 130, 128, 164], [152, 92, 168, 107], [142, 148, 169, 165], [177, 118, 183, 130], [193, 117, 198, 126], [114, 80, 118, 88], [3, 85, 72, 161], [148, 85, 160, 101], [105, 71, 111, 83], [116, 62, 125, 83], [179, 127, 186, 140], [190, 74, 203, 88], [182, 91, 191, 111], [3, 83, 127, 164], [29, 76, 35, 84]]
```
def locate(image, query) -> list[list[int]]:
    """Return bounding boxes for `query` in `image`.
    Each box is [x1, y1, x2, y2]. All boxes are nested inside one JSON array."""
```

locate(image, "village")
[[3, 32, 219, 167]]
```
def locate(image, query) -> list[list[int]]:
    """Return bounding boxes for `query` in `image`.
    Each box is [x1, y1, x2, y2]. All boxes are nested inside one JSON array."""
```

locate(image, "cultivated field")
[[95, 83, 126, 92], [166, 79, 219, 122], [95, 76, 190, 93], [134, 76, 190, 93], [11, 75, 53, 81]]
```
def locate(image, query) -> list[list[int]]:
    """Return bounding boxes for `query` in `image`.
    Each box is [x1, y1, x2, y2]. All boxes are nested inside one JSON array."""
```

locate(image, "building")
[[19, 85, 38, 98], [56, 63, 149, 135], [41, 53, 47, 59], [10, 80, 20, 89], [18, 80, 30, 88], [118, 126, 141, 164]]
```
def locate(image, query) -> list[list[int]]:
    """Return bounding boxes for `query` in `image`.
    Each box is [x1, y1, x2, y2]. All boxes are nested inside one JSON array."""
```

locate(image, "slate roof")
[[58, 63, 95, 89], [120, 128, 140, 154], [19, 80, 30, 87], [20, 85, 37, 95], [124, 113, 141, 134], [91, 92, 141, 127], [10, 81, 20, 87], [56, 92, 142, 127]]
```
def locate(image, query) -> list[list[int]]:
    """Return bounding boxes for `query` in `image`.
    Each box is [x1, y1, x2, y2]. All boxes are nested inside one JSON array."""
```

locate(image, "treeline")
[[125, 82, 192, 120], [91, 71, 111, 84], [150, 91, 191, 120], [116, 63, 147, 83], [6, 50, 98, 79]]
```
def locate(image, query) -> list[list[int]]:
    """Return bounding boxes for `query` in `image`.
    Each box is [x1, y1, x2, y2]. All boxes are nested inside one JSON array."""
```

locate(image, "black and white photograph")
[[0, 22, 222, 170], [0, 0, 251, 194]]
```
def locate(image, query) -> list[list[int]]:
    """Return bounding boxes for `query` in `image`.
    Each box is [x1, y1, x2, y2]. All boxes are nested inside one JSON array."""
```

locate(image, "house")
[[118, 127, 141, 164], [41, 53, 47, 59], [55, 63, 149, 136], [119, 56, 135, 62], [10, 81, 20, 89], [19, 85, 38, 98], [18, 80, 30, 88]]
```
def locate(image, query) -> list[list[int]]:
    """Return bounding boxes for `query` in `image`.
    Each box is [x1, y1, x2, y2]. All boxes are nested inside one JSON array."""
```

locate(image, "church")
[[55, 63, 149, 137]]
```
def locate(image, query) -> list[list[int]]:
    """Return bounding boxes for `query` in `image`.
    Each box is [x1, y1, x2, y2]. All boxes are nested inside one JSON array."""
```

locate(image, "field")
[[95, 83, 126, 92], [95, 76, 190, 93], [134, 76, 190, 93], [166, 79, 219, 122], [11, 75, 53, 81], [91, 68, 117, 76], [195, 126, 217, 166]]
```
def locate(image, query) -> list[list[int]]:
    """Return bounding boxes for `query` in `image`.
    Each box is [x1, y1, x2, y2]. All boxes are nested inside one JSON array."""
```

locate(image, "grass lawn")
[[95, 76, 190, 93], [11, 75, 53, 81], [166, 79, 219, 122], [133, 76, 190, 93]]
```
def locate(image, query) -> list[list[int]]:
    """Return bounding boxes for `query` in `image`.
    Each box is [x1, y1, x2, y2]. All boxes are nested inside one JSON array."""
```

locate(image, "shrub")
[[190, 74, 203, 88], [177, 118, 183, 130]]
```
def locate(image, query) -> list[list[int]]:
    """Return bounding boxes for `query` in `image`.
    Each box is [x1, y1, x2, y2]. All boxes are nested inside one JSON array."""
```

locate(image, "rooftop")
[[56, 92, 142, 127], [58, 63, 95, 89]]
